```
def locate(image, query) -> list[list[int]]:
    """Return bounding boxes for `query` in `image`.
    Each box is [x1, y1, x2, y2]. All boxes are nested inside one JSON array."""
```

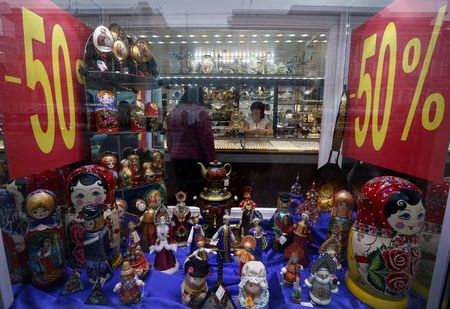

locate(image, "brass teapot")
[[197, 160, 232, 201]]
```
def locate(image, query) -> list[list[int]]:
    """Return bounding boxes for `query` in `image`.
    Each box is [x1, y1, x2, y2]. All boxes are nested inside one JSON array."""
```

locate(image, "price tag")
[[224, 176, 230, 187], [215, 285, 225, 300], [279, 235, 287, 245]]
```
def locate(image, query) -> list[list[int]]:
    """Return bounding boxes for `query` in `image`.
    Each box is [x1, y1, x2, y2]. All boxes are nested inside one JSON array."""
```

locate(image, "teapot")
[[198, 160, 232, 191]]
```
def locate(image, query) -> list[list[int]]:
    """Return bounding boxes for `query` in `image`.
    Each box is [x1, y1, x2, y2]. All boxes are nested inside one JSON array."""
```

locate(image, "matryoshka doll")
[[119, 159, 133, 188], [130, 98, 146, 132], [127, 151, 142, 185], [328, 190, 354, 259], [24, 190, 65, 289], [95, 90, 119, 133], [66, 165, 120, 268], [346, 176, 425, 309], [145, 101, 160, 131], [99, 152, 119, 186], [413, 178, 449, 297], [151, 150, 164, 182]]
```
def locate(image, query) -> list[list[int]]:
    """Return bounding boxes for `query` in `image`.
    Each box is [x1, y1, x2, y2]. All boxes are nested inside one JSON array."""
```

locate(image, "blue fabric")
[[11, 212, 426, 308]]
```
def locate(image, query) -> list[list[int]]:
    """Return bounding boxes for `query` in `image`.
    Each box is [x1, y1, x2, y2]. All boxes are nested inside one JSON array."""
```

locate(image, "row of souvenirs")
[[88, 89, 160, 133], [97, 148, 164, 188], [0, 158, 448, 308]]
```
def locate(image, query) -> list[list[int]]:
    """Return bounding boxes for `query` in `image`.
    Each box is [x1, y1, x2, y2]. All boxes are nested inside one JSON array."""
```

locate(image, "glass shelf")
[[84, 71, 161, 91]]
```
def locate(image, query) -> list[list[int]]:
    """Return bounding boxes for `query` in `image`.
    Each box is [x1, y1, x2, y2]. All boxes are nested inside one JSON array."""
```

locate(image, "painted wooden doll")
[[238, 261, 269, 309], [346, 176, 424, 309], [272, 192, 293, 252], [171, 191, 191, 244], [235, 235, 256, 277], [305, 253, 338, 306], [24, 189, 65, 289], [211, 214, 236, 263], [114, 261, 145, 305], [130, 99, 146, 132], [99, 152, 119, 186], [249, 210, 267, 262], [116, 198, 140, 251], [127, 152, 142, 185], [328, 190, 354, 258], [151, 151, 165, 182], [140, 208, 157, 253], [182, 256, 210, 308], [95, 90, 119, 133], [280, 252, 303, 287], [413, 178, 449, 297], [82, 203, 113, 283], [124, 222, 150, 279], [66, 165, 120, 269], [119, 159, 133, 188], [239, 186, 256, 238], [150, 204, 179, 274], [290, 174, 304, 219], [187, 214, 205, 255], [187, 235, 209, 262]]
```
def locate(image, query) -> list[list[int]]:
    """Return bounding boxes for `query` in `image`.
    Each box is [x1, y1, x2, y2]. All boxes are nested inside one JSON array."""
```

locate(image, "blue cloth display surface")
[[11, 213, 426, 308]]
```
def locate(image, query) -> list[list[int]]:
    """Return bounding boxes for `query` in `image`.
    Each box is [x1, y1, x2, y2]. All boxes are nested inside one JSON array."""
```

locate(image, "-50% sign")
[[352, 5, 446, 151]]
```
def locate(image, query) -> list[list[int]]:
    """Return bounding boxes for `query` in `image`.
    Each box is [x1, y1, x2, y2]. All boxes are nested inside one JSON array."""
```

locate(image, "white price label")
[[279, 235, 287, 245], [215, 285, 225, 300]]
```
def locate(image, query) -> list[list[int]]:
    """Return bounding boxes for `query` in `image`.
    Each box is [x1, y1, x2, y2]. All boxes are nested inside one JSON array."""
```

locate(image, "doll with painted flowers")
[[346, 176, 425, 309]]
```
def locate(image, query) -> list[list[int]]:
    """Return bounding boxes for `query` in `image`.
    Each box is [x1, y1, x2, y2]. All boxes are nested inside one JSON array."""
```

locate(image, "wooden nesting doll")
[[24, 190, 65, 289], [346, 176, 424, 309]]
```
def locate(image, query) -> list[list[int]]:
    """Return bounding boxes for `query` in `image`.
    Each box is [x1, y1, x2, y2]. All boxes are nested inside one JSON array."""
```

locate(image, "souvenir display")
[[66, 165, 119, 269], [305, 253, 338, 306], [24, 190, 65, 289], [118, 159, 133, 188], [116, 198, 140, 250], [195, 161, 237, 237], [0, 188, 30, 283], [93, 25, 113, 54], [238, 261, 269, 309], [95, 90, 119, 133], [235, 235, 256, 277], [280, 252, 304, 287], [272, 192, 293, 252], [328, 190, 354, 259], [82, 204, 113, 284], [239, 186, 256, 238], [210, 214, 236, 263], [114, 261, 145, 305], [346, 176, 424, 309], [284, 194, 319, 265], [130, 99, 146, 132], [145, 102, 160, 131], [248, 210, 267, 262], [112, 39, 129, 73], [187, 214, 205, 254], [127, 151, 142, 184], [61, 270, 85, 295], [99, 152, 119, 184], [85, 277, 108, 305], [151, 150, 165, 182], [171, 191, 191, 244], [187, 235, 208, 262], [413, 178, 449, 297], [124, 221, 150, 279], [140, 208, 157, 253], [290, 174, 304, 211], [182, 257, 210, 308], [150, 204, 179, 274]]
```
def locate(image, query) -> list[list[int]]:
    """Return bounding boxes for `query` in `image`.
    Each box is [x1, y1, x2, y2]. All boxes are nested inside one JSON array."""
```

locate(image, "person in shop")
[[167, 85, 216, 205], [243, 101, 274, 137]]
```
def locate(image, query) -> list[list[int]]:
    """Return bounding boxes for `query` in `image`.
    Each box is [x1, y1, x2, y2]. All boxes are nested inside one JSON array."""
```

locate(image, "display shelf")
[[84, 71, 161, 91], [115, 181, 165, 193]]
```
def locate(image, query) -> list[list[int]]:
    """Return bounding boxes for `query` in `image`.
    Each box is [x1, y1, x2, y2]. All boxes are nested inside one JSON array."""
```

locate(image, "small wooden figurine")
[[280, 252, 303, 287], [238, 261, 269, 309], [248, 210, 267, 262], [235, 235, 256, 277], [182, 257, 210, 308], [119, 159, 133, 188], [113, 261, 145, 305], [272, 192, 293, 252], [328, 190, 354, 257], [125, 222, 150, 279], [140, 208, 157, 253], [211, 214, 236, 263], [305, 254, 338, 306], [239, 186, 256, 238], [187, 214, 205, 255], [171, 191, 191, 244], [151, 151, 165, 182], [187, 235, 208, 262]]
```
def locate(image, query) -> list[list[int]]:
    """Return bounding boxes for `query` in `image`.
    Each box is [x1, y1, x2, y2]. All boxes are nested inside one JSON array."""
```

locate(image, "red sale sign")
[[0, 1, 92, 178], [343, 0, 450, 182]]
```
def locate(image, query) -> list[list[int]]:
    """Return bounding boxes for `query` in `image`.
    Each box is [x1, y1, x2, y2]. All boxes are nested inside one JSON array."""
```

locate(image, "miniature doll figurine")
[[280, 252, 304, 287], [61, 270, 85, 295], [239, 186, 257, 238], [187, 235, 209, 262], [346, 176, 424, 309], [328, 190, 354, 256], [127, 152, 142, 185], [150, 204, 179, 274], [24, 190, 66, 289], [99, 152, 119, 185], [95, 90, 119, 133], [140, 208, 157, 253], [124, 222, 150, 279], [114, 261, 145, 305], [116, 198, 140, 251], [319, 234, 342, 285], [290, 174, 304, 220], [119, 159, 133, 188], [187, 214, 205, 255], [182, 257, 210, 308], [235, 235, 256, 277], [151, 151, 165, 182], [172, 191, 192, 244], [272, 192, 293, 252], [305, 254, 338, 306], [238, 261, 269, 309], [249, 210, 267, 262], [142, 162, 155, 183], [211, 214, 236, 263], [82, 204, 113, 284], [144, 188, 164, 209], [291, 278, 302, 304]]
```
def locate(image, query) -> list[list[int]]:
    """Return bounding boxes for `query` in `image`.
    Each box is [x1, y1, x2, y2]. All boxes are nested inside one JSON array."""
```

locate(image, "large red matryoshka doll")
[[346, 176, 425, 309], [413, 178, 449, 297], [95, 90, 119, 133], [24, 190, 66, 289], [66, 165, 121, 268]]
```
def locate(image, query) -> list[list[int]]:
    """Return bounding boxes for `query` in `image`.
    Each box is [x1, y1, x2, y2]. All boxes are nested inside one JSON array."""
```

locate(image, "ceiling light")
[[202, 34, 208, 37], [239, 34, 245, 37], [263, 40, 269, 43], [251, 40, 257, 43], [276, 34, 283, 37], [193, 41, 199, 44], [288, 34, 295, 37], [139, 35, 147, 38], [169, 41, 175, 44], [285, 40, 292, 43], [151, 35, 159, 38], [176, 34, 183, 38], [313, 40, 318, 42], [320, 34, 326, 37], [214, 34, 221, 38], [188, 34, 195, 38], [180, 41, 187, 44], [322, 40, 327, 43], [226, 34, 232, 37], [227, 40, 233, 43], [239, 40, 245, 43], [148, 41, 153, 44], [158, 41, 164, 44], [204, 41, 210, 43], [264, 34, 271, 37], [301, 34, 308, 37], [297, 40, 304, 43], [275, 40, 280, 43], [252, 34, 258, 37], [164, 35, 171, 38], [216, 40, 222, 43]]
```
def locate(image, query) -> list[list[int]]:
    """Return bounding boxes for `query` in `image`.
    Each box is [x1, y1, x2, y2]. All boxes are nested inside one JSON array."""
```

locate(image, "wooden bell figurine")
[[181, 257, 210, 308], [305, 253, 338, 306]]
